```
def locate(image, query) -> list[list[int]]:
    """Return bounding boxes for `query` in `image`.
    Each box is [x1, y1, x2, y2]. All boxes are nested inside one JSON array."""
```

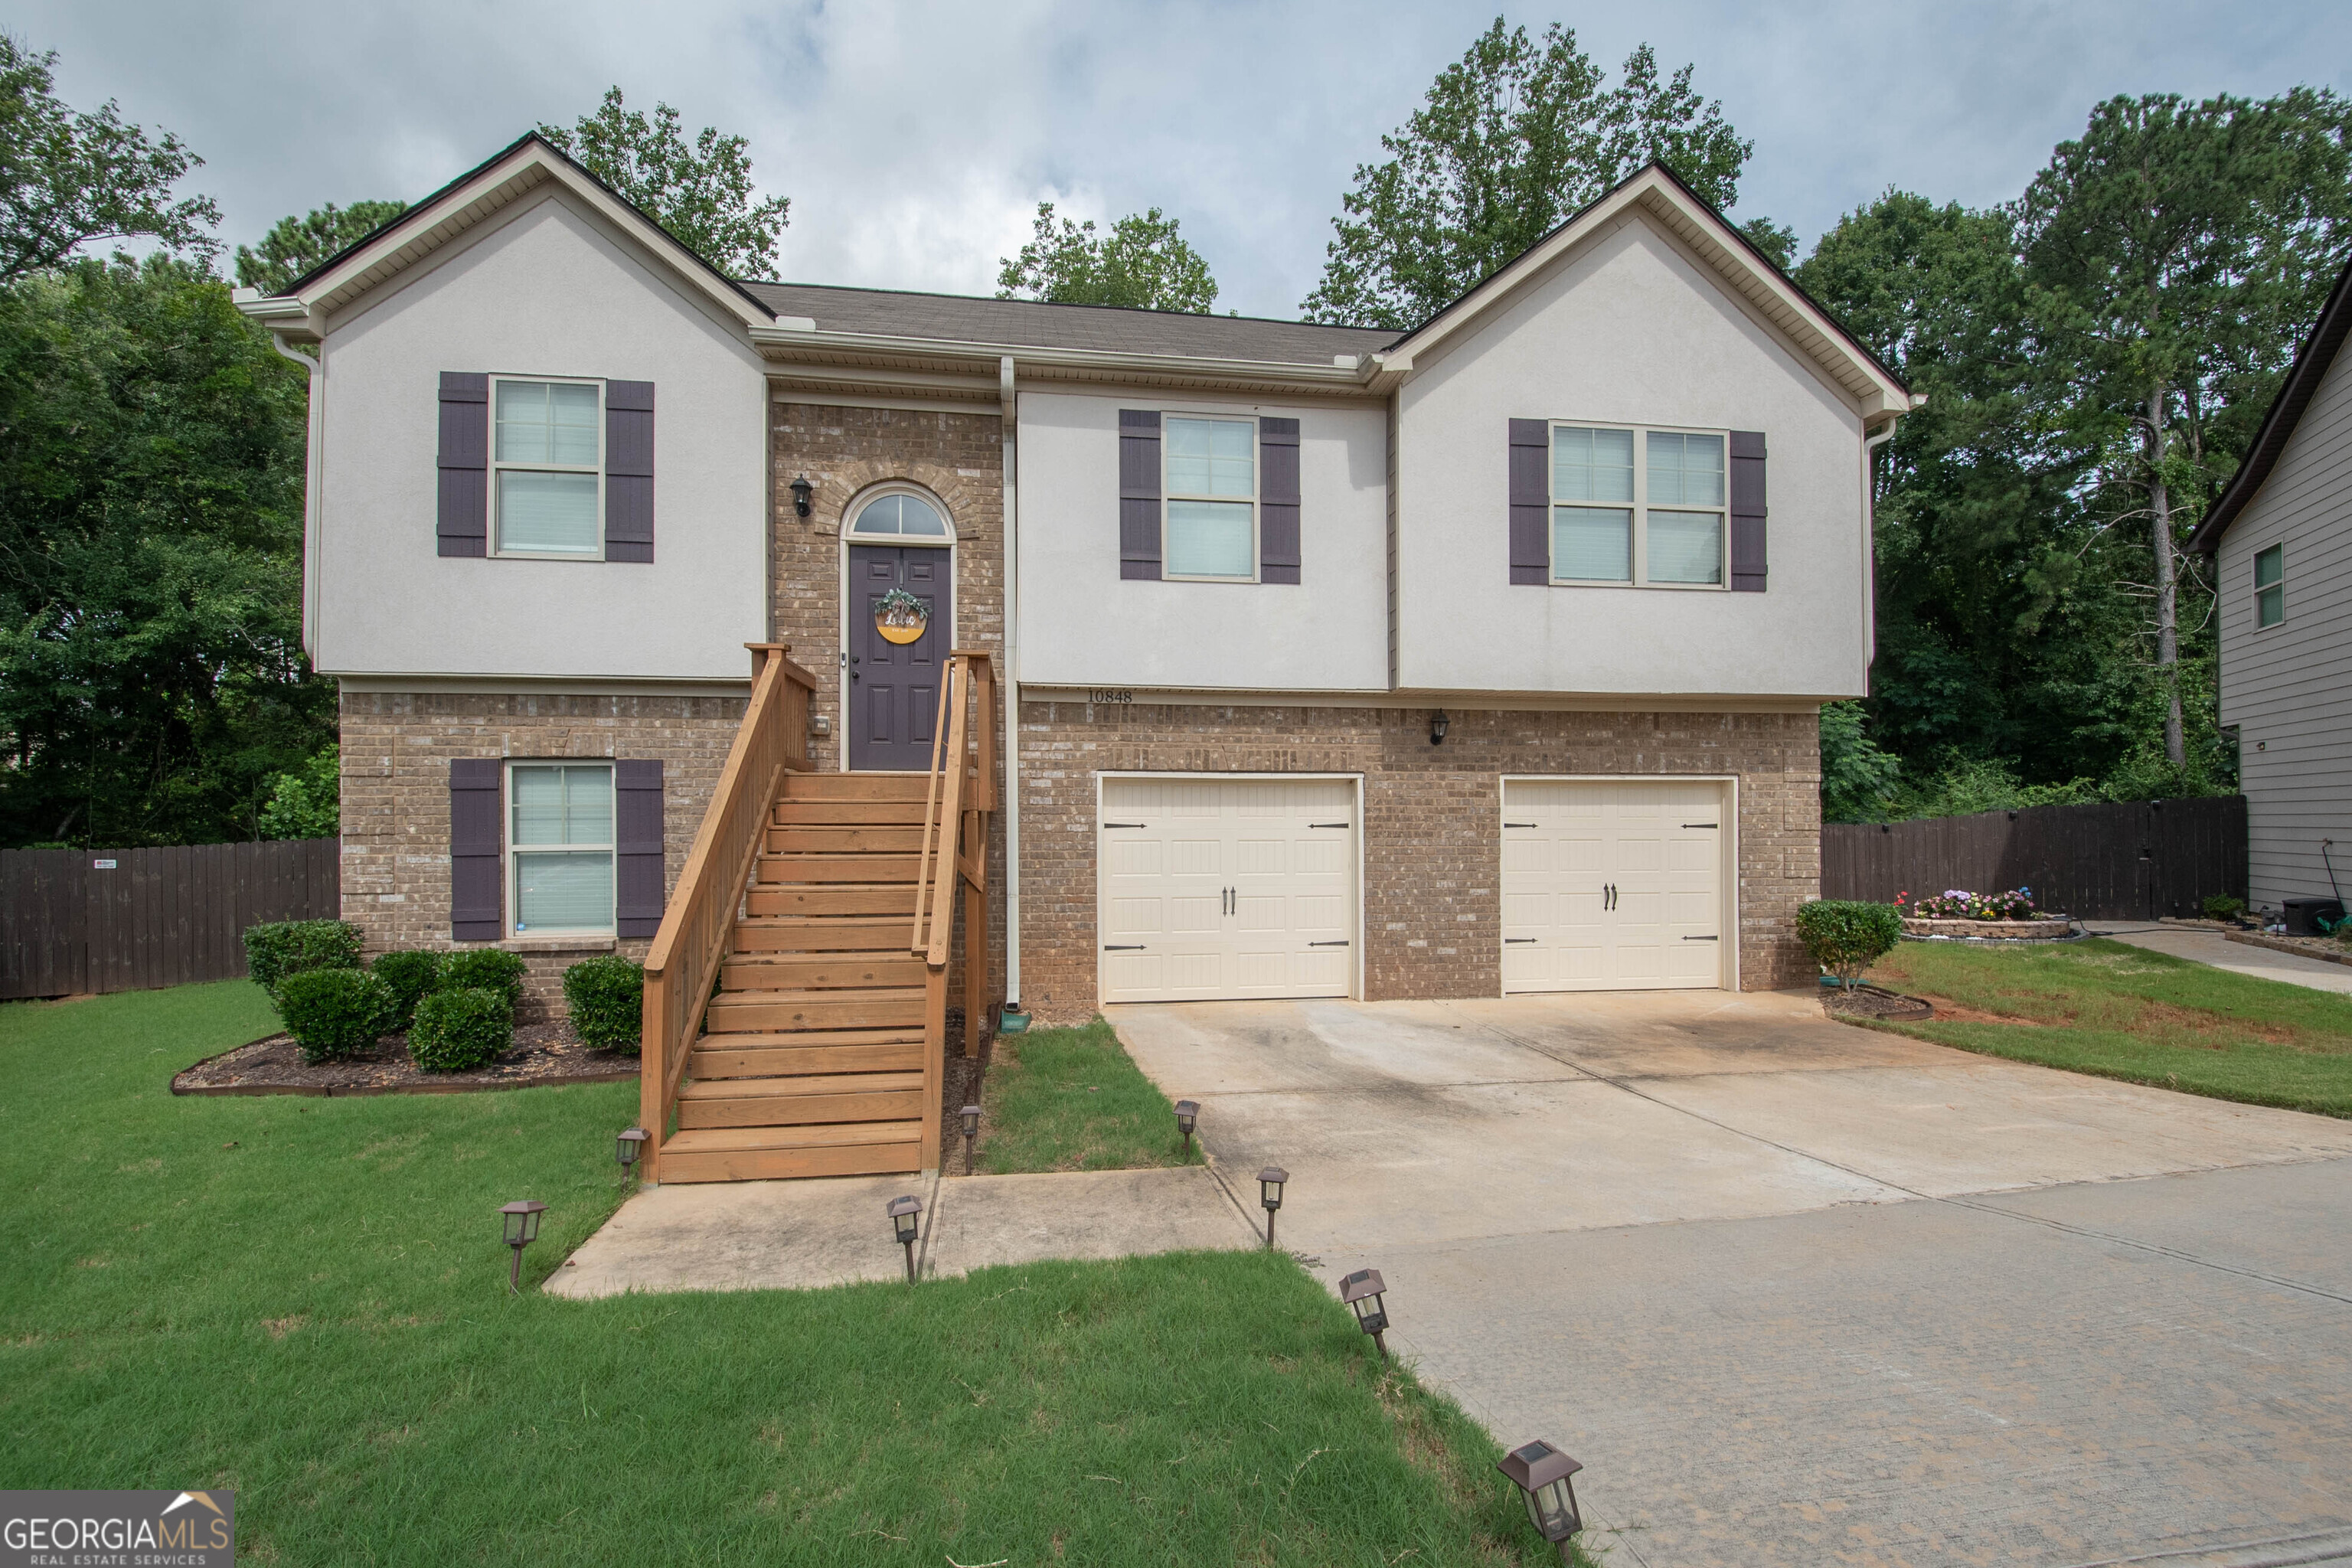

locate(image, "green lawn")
[[1861, 938, 2352, 1116], [0, 983, 1566, 1566], [973, 1017, 1202, 1174]]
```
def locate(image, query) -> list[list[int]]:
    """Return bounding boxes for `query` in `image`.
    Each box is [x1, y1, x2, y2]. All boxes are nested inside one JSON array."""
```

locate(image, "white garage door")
[[1501, 779, 1727, 991], [1098, 776, 1357, 1003]]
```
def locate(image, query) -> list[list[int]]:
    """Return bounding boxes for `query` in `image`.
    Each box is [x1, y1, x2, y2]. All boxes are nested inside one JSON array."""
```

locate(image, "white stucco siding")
[[1393, 215, 1870, 698], [1014, 389, 1390, 691], [315, 188, 768, 681], [2215, 338, 2352, 909]]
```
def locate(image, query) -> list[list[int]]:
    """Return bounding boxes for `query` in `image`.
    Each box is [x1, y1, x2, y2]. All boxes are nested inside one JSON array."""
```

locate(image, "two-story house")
[[237, 134, 1913, 1181]]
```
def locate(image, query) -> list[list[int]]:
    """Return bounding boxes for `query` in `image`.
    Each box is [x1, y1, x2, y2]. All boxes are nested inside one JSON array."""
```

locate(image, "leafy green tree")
[[536, 87, 789, 276], [0, 254, 331, 847], [995, 203, 1219, 312], [234, 201, 407, 293], [1301, 19, 1749, 329], [1818, 701, 1903, 822], [0, 34, 217, 281], [2017, 89, 2352, 765], [260, 743, 339, 839], [1737, 216, 1798, 270]]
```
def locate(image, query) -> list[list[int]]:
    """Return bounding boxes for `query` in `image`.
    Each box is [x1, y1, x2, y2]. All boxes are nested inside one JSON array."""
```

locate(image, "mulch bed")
[[174, 1021, 641, 1097], [1822, 983, 1935, 1022]]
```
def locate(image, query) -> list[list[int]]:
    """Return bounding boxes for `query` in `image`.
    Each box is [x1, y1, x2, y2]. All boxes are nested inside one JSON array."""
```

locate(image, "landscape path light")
[[1495, 1439, 1583, 1560], [615, 1127, 648, 1173], [887, 1194, 923, 1282], [1258, 1166, 1288, 1250], [960, 1104, 981, 1174], [498, 1200, 547, 1295], [1339, 1267, 1390, 1360], [1174, 1099, 1199, 1158]]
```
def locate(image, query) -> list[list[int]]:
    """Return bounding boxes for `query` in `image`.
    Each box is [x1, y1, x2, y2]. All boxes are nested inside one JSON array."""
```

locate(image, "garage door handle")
[[1683, 822, 1717, 829], [1103, 822, 1147, 828], [1504, 822, 1537, 828], [1310, 822, 1351, 828], [1505, 937, 1537, 945], [1309, 939, 1349, 947], [1103, 944, 1146, 951], [1683, 935, 1718, 941]]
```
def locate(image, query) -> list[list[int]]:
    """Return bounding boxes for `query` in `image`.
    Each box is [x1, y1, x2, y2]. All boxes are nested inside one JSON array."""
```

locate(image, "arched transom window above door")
[[844, 490, 952, 544]]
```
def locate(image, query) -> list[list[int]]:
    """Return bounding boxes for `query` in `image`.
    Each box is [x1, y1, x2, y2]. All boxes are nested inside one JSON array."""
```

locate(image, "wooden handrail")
[[910, 652, 998, 1171], [638, 643, 815, 1181]]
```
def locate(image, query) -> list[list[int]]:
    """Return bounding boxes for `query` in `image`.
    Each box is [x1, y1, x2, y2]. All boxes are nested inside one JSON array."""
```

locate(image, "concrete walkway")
[[547, 1164, 1256, 1298], [1108, 993, 2352, 1568], [2082, 920, 2352, 995]]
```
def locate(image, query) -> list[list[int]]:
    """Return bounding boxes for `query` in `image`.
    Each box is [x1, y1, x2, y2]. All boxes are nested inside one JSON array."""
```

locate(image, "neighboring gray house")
[[2190, 251, 2352, 913]]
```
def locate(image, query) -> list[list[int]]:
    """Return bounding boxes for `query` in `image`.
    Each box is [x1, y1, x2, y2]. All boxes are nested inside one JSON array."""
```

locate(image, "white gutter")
[[1000, 355, 1021, 1012], [748, 325, 1387, 395], [269, 330, 326, 663]]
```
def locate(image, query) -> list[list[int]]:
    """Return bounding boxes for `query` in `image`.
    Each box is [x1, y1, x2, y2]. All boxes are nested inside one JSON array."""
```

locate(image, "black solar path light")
[[887, 1194, 923, 1282], [615, 1127, 648, 1173], [1258, 1166, 1288, 1250], [960, 1104, 981, 1174], [1496, 1439, 1584, 1560], [1340, 1268, 1390, 1359], [498, 1200, 546, 1295], [1174, 1099, 1199, 1158]]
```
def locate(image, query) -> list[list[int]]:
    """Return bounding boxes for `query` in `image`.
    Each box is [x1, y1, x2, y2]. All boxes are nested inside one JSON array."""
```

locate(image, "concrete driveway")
[[1109, 991, 2352, 1568]]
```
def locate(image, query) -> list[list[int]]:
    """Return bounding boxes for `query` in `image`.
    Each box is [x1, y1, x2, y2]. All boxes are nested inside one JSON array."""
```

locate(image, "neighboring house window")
[[2255, 544, 2285, 629], [844, 490, 952, 542], [1163, 415, 1256, 580], [508, 762, 614, 933], [493, 377, 603, 557], [1550, 423, 1726, 587]]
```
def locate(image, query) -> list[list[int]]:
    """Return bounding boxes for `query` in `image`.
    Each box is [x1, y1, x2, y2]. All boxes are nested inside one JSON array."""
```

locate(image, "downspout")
[[270, 332, 325, 664], [999, 354, 1021, 1012]]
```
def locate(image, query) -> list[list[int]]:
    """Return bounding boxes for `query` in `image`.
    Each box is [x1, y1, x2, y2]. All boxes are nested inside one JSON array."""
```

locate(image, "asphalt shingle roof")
[[737, 281, 1398, 366]]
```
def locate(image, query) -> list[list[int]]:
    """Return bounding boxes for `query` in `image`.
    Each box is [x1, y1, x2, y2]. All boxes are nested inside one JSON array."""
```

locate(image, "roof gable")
[[1376, 163, 1914, 422], [237, 134, 774, 338], [2188, 248, 2352, 554]]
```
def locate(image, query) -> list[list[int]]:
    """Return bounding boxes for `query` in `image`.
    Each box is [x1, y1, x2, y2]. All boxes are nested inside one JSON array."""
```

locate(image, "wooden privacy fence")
[[1, 838, 340, 999], [1822, 796, 2247, 921]]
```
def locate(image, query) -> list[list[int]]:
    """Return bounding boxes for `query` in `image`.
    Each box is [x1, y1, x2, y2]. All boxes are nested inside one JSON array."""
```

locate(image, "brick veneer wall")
[[1014, 701, 1821, 1021], [769, 398, 1010, 1014], [338, 689, 746, 1017]]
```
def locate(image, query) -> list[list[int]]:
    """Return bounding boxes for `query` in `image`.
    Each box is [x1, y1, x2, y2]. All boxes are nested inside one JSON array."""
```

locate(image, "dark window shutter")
[[437, 373, 489, 557], [1508, 419, 1549, 584], [1119, 409, 1161, 580], [449, 759, 502, 941], [606, 381, 655, 564], [1730, 430, 1767, 592], [1259, 416, 1300, 584], [614, 760, 665, 938]]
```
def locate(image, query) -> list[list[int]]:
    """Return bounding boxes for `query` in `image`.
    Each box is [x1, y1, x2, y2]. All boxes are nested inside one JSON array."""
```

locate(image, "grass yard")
[[0, 984, 1566, 1566], [1860, 938, 2352, 1117], [972, 1017, 1201, 1174]]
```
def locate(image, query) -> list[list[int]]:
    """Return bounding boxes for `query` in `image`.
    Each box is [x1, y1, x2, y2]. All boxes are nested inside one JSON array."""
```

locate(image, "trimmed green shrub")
[[274, 968, 396, 1063], [243, 919, 363, 992], [2202, 894, 2248, 922], [409, 987, 514, 1073], [439, 948, 528, 1013], [1795, 900, 1904, 990], [563, 954, 644, 1054], [371, 950, 443, 1031]]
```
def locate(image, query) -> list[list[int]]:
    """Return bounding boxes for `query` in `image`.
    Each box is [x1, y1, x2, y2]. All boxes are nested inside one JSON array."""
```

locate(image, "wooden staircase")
[[657, 775, 932, 1184]]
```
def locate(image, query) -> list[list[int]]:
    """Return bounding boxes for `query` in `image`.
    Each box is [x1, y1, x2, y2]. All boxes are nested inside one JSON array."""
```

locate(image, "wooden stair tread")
[[708, 984, 923, 1004], [779, 774, 933, 801], [679, 1070, 923, 1100], [689, 1042, 925, 1078], [772, 801, 929, 825], [665, 1121, 923, 1153], [693, 1027, 925, 1048]]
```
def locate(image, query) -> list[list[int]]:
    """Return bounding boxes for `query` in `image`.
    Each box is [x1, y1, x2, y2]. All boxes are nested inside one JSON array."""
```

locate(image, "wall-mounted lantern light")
[[960, 1103, 981, 1174], [1496, 1439, 1584, 1560], [1340, 1267, 1390, 1359], [1258, 1166, 1289, 1250], [1174, 1099, 1199, 1158], [1429, 710, 1449, 746], [498, 1200, 547, 1295], [887, 1194, 923, 1282], [790, 474, 814, 518]]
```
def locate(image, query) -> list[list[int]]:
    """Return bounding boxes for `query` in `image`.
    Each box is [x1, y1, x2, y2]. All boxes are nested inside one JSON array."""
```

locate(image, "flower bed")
[[1900, 915, 2072, 939], [1892, 887, 2071, 939]]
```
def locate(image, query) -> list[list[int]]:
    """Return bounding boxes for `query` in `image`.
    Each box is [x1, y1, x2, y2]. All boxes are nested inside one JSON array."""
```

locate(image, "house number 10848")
[[1089, 690, 1134, 704]]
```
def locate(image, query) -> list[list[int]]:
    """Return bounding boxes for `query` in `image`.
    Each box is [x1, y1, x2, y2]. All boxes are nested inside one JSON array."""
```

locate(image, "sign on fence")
[[1822, 797, 2246, 921], [0, 838, 339, 999]]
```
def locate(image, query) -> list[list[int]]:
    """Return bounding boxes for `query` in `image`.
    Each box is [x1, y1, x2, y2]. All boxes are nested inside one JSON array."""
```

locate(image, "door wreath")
[[874, 586, 930, 645]]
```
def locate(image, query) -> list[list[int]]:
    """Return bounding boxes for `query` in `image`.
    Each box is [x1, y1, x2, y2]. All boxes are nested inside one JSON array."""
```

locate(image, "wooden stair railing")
[[912, 651, 998, 1169], [639, 643, 816, 1182]]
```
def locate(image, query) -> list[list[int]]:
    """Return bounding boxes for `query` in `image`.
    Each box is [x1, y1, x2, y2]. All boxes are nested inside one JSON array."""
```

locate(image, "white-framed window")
[[2255, 543, 2285, 629], [1163, 414, 1257, 580], [492, 377, 603, 557], [508, 762, 614, 934], [844, 488, 953, 544], [1550, 423, 1727, 589]]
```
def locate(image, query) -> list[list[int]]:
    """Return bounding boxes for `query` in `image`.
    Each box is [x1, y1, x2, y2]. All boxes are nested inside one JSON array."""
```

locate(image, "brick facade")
[[338, 689, 746, 1016], [1013, 701, 1821, 1022]]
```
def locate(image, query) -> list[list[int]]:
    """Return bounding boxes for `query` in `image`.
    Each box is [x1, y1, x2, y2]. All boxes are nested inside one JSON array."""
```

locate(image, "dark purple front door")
[[848, 544, 949, 772]]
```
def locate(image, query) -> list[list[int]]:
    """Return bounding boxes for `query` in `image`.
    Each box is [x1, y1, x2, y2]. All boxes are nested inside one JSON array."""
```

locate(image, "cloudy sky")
[[16, 0, 2348, 318]]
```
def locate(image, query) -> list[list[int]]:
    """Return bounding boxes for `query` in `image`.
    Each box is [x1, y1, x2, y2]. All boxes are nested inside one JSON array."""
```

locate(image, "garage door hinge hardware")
[[1683, 822, 1717, 829], [1684, 935, 1718, 941], [1103, 944, 1146, 951], [1102, 822, 1147, 828], [1506, 937, 1538, 944], [1310, 822, 1351, 828], [1504, 822, 1537, 828], [1309, 939, 1350, 947]]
